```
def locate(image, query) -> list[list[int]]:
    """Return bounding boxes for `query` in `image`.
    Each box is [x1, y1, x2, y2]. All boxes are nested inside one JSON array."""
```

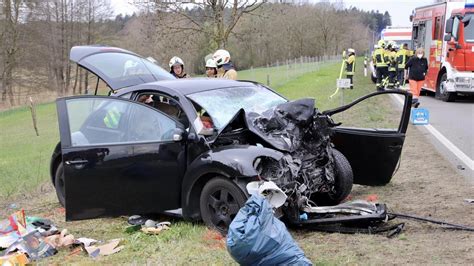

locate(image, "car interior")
[[136, 92, 189, 128]]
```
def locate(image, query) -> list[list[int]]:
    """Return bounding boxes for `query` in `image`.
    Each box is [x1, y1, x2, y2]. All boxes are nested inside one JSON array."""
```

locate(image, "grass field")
[[238, 57, 338, 88], [0, 58, 407, 264], [0, 103, 59, 199]]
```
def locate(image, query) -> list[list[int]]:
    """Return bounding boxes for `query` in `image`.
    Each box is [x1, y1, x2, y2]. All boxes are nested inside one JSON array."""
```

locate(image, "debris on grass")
[[0, 209, 124, 262], [141, 222, 171, 235], [126, 215, 172, 235], [84, 239, 124, 258]]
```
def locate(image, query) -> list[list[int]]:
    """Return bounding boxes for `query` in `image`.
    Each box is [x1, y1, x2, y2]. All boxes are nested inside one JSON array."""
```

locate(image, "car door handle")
[[389, 144, 402, 152], [65, 159, 89, 165]]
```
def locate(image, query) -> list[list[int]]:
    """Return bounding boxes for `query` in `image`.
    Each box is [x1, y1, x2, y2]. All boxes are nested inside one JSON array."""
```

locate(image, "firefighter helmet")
[[213, 49, 231, 66], [205, 58, 217, 68], [377, 40, 385, 48], [169, 56, 184, 68]]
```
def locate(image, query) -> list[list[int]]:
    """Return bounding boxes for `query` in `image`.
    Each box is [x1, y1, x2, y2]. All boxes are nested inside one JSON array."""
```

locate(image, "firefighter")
[[372, 40, 389, 91], [396, 43, 410, 87], [213, 49, 238, 80], [387, 41, 398, 89], [169, 56, 190, 78], [344, 48, 356, 89], [205, 58, 218, 78]]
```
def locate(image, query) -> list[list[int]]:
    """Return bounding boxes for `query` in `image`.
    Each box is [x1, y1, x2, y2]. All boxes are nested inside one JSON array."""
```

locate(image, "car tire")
[[312, 149, 353, 206], [200, 177, 247, 235], [54, 163, 66, 207], [436, 73, 456, 102]]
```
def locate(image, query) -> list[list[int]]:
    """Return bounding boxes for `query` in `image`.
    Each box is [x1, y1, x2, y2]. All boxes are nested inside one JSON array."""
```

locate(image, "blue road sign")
[[411, 108, 429, 125]]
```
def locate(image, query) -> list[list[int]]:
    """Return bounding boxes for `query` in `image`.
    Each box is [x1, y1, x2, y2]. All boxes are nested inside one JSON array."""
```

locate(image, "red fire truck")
[[411, 0, 474, 102]]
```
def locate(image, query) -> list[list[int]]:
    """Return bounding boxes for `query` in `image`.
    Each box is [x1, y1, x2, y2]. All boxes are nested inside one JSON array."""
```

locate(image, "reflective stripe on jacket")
[[389, 51, 397, 72], [103, 107, 121, 129], [373, 48, 388, 67], [396, 49, 409, 69]]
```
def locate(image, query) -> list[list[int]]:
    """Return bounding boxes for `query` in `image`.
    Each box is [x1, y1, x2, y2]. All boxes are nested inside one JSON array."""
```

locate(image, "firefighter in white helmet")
[[169, 56, 190, 78], [205, 58, 217, 78], [212, 49, 237, 80]]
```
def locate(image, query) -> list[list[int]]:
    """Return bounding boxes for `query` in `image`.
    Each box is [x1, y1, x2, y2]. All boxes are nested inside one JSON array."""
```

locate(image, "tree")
[[0, 0, 22, 105], [382, 11, 391, 29], [146, 0, 266, 49]]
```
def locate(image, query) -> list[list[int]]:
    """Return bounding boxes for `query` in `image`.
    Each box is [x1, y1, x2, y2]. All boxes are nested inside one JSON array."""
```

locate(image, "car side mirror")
[[445, 18, 454, 33], [444, 34, 452, 42], [462, 15, 471, 24], [172, 128, 185, 142]]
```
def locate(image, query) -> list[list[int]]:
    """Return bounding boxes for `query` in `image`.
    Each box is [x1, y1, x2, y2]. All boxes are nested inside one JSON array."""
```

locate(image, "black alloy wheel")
[[200, 177, 247, 235]]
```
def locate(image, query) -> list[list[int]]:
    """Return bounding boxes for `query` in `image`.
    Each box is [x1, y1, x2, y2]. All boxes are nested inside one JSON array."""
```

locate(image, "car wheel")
[[200, 177, 247, 235], [436, 73, 456, 102], [54, 163, 66, 207], [311, 149, 353, 206]]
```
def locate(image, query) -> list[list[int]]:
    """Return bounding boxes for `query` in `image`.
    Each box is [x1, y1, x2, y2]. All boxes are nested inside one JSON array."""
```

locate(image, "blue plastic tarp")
[[227, 195, 312, 265]]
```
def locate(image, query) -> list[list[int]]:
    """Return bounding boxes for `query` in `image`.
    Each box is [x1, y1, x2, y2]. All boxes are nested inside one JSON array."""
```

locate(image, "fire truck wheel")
[[437, 73, 456, 102]]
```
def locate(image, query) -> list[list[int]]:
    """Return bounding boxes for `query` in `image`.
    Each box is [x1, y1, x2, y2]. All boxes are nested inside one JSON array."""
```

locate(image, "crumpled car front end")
[[211, 98, 353, 222]]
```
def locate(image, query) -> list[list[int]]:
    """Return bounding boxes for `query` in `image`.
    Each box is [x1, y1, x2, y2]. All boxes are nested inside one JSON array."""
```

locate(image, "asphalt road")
[[417, 91, 474, 182]]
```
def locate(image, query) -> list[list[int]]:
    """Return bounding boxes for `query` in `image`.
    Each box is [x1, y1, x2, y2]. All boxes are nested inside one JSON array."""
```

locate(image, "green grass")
[[238, 59, 338, 89], [0, 58, 402, 264], [0, 103, 59, 199]]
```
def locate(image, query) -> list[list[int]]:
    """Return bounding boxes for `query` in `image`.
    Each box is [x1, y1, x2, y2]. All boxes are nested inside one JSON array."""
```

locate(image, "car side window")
[[66, 98, 179, 147], [126, 104, 178, 142]]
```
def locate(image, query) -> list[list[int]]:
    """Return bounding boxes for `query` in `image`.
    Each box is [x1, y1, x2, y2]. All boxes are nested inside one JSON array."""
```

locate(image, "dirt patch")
[[1, 125, 473, 264]]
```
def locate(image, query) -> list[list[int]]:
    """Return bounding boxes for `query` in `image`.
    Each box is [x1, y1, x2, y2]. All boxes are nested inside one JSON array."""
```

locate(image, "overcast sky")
[[338, 0, 435, 26], [110, 0, 436, 27]]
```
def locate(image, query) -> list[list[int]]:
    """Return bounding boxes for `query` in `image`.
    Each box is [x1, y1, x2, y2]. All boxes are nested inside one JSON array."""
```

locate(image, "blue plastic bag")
[[227, 195, 312, 265]]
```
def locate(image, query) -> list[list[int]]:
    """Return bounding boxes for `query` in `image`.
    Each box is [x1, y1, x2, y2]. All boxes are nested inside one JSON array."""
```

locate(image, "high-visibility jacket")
[[103, 107, 121, 129], [372, 48, 388, 68], [396, 48, 410, 69], [345, 54, 356, 75], [388, 50, 397, 72]]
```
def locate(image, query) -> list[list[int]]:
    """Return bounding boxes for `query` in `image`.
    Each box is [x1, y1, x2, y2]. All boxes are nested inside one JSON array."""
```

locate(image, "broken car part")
[[388, 212, 474, 232]]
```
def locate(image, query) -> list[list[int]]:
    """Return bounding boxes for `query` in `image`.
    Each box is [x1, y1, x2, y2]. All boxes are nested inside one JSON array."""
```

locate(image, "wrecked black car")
[[50, 46, 412, 233]]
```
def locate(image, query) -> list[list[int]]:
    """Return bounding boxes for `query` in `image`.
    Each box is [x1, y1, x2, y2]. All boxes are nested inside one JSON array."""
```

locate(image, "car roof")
[[123, 78, 259, 96]]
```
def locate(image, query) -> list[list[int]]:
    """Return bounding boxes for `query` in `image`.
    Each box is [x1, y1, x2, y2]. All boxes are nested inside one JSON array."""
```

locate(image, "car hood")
[[213, 98, 332, 153]]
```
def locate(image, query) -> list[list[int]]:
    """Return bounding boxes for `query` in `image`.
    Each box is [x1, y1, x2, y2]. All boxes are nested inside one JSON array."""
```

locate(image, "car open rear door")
[[70, 46, 175, 92], [56, 96, 186, 220], [324, 90, 412, 185]]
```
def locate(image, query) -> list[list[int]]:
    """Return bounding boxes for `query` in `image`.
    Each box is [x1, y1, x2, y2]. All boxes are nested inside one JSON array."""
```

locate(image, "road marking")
[[392, 95, 474, 170]]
